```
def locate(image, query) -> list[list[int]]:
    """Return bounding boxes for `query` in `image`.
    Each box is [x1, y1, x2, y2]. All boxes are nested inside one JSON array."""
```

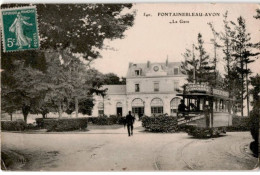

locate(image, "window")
[[135, 84, 140, 92], [132, 98, 145, 107], [151, 98, 164, 115], [174, 68, 179, 75], [174, 81, 179, 91], [98, 102, 104, 116], [98, 110, 104, 115], [132, 107, 144, 115], [135, 70, 140, 76], [154, 82, 159, 92], [170, 97, 181, 114], [116, 102, 123, 116], [132, 98, 145, 116], [151, 107, 164, 114], [153, 66, 159, 72]]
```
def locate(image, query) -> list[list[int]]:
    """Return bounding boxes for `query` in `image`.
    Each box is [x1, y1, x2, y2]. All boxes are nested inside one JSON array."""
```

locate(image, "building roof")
[[102, 85, 126, 95], [126, 61, 184, 78]]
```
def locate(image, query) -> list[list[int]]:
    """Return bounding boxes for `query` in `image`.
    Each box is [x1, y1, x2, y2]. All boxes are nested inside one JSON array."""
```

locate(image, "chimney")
[[129, 62, 133, 68], [147, 61, 150, 68], [166, 56, 169, 67]]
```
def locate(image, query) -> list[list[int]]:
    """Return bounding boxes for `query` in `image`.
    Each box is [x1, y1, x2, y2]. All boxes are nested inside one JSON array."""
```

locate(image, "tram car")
[[177, 83, 233, 138]]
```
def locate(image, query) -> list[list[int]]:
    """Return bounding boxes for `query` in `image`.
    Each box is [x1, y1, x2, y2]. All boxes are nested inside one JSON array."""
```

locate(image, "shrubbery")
[[249, 108, 259, 157], [35, 118, 56, 128], [142, 116, 178, 132], [88, 115, 125, 125], [226, 116, 250, 131], [36, 118, 88, 132], [1, 120, 27, 131]]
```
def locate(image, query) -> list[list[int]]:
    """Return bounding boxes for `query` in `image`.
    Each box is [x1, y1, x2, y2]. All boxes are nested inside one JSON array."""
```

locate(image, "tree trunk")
[[75, 97, 79, 118], [58, 101, 62, 118], [240, 49, 244, 117], [42, 113, 46, 118], [10, 113, 13, 121], [214, 41, 217, 87], [192, 44, 196, 83], [22, 105, 30, 124], [246, 62, 249, 117]]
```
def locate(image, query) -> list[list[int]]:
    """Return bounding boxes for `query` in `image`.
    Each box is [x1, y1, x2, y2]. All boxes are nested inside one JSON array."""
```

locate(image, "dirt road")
[[1, 127, 258, 171]]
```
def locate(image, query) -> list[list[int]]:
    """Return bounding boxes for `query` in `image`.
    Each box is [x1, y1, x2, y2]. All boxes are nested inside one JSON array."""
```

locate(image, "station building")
[[92, 60, 187, 117]]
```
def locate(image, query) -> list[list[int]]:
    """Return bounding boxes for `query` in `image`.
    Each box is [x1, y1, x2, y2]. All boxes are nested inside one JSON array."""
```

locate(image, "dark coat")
[[125, 114, 135, 125]]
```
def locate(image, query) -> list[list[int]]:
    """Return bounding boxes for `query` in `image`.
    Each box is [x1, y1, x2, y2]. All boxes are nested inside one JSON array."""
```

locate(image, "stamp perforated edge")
[[1, 5, 40, 52]]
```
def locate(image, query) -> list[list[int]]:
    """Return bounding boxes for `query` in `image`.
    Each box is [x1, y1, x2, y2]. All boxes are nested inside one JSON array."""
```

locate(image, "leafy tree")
[[1, 62, 47, 123], [1, 4, 135, 121], [220, 11, 235, 79], [121, 77, 126, 84], [37, 4, 135, 60], [65, 98, 95, 116], [196, 33, 215, 85], [230, 16, 260, 116], [41, 51, 73, 118], [1, 4, 135, 59], [103, 73, 126, 85], [209, 11, 238, 112], [250, 74, 260, 110], [1, 86, 19, 121], [180, 47, 198, 83], [43, 51, 107, 118], [208, 22, 222, 87], [66, 54, 107, 117], [181, 33, 215, 86], [254, 8, 260, 19], [249, 74, 260, 157]]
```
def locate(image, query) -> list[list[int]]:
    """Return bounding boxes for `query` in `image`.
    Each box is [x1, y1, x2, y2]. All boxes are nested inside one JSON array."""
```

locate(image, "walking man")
[[125, 111, 135, 137]]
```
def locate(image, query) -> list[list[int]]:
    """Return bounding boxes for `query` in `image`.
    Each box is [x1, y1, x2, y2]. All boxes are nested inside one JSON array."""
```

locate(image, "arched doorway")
[[116, 102, 123, 116], [170, 97, 181, 115], [131, 98, 145, 117], [151, 98, 164, 115]]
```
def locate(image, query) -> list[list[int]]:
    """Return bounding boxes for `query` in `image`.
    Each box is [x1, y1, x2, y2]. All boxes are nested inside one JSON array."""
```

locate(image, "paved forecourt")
[[1, 121, 257, 171]]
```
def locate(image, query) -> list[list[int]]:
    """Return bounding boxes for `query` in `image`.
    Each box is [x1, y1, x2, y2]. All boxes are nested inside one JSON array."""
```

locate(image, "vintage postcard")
[[0, 3, 259, 171]]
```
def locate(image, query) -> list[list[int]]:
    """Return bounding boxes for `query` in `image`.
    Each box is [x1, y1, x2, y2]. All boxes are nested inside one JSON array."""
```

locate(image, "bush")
[[249, 108, 259, 157], [142, 116, 178, 132], [226, 116, 250, 131], [87, 117, 111, 125], [88, 116, 125, 125], [1, 120, 27, 131], [37, 118, 88, 132], [35, 118, 56, 128], [249, 109, 259, 144]]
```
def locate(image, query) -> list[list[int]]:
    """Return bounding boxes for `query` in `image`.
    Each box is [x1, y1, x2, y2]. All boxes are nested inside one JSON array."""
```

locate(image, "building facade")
[[92, 60, 187, 117]]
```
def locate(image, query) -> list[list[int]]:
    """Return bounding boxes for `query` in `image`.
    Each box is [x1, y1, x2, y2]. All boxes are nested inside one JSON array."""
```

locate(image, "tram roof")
[[177, 93, 231, 100]]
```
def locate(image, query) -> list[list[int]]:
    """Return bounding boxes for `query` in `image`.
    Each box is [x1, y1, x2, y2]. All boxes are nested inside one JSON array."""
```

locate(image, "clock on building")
[[153, 66, 159, 72]]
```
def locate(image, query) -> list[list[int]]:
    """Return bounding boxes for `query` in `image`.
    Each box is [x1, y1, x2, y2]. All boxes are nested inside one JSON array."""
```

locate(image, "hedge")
[[142, 116, 178, 132], [35, 118, 56, 128], [35, 118, 88, 132], [88, 115, 125, 125], [226, 116, 250, 131], [1, 120, 27, 131]]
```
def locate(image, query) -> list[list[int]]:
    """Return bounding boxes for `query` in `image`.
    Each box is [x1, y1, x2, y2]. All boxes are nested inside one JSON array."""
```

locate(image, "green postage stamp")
[[1, 6, 40, 52]]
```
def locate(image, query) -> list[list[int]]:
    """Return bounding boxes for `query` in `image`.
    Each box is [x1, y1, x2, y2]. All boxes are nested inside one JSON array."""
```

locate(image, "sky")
[[92, 3, 260, 77]]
